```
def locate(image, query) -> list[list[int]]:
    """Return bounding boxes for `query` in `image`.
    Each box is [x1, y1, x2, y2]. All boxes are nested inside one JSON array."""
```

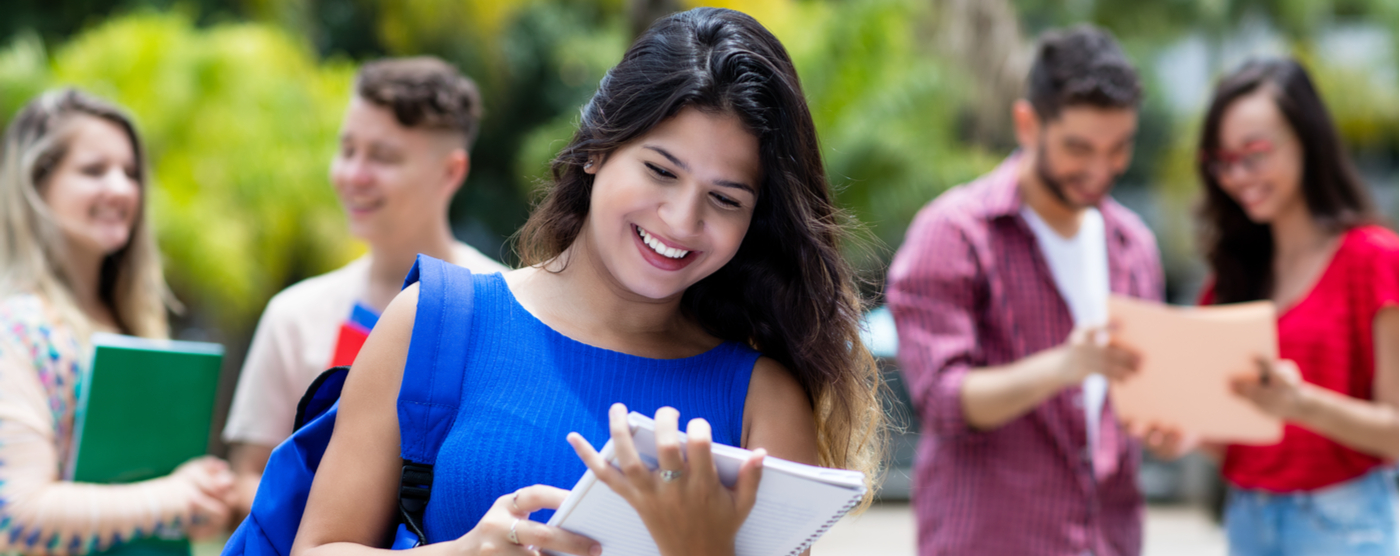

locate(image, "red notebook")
[[328, 301, 380, 368]]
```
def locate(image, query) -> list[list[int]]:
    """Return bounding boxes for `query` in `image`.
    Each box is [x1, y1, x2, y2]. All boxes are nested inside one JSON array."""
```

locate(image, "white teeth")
[[92, 206, 127, 222], [1239, 186, 1266, 207], [636, 226, 689, 259]]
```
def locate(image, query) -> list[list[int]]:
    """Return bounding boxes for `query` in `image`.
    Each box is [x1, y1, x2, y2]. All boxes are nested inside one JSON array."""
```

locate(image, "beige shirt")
[[222, 244, 506, 447]]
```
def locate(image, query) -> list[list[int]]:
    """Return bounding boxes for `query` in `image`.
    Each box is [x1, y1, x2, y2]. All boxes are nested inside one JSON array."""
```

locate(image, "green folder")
[[68, 333, 225, 556]]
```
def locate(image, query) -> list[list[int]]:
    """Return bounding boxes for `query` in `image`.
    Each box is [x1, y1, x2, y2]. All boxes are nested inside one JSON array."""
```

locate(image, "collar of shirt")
[[972, 152, 1142, 259]]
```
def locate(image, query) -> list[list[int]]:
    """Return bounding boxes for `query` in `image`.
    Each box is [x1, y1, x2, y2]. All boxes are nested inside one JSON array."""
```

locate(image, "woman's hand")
[[1231, 357, 1307, 420], [452, 485, 600, 556], [567, 404, 765, 556], [168, 456, 235, 540]]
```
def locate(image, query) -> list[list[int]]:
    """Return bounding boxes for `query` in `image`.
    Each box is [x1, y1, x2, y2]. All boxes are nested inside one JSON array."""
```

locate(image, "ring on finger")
[[659, 469, 683, 483], [507, 518, 521, 545]]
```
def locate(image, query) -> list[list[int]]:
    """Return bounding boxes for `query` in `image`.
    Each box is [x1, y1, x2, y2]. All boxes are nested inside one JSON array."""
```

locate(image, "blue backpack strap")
[[394, 254, 475, 545], [294, 367, 350, 431]]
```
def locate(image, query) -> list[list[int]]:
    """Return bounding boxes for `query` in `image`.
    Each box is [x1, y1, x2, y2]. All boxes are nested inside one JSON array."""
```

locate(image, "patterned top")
[[0, 293, 197, 556], [887, 155, 1164, 556]]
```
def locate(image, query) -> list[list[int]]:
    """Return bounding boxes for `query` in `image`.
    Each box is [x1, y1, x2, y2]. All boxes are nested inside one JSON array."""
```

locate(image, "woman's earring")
[[584, 159, 594, 170]]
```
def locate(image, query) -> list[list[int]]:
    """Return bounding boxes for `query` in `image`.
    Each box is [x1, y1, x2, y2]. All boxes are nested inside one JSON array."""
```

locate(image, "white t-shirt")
[[222, 244, 507, 447], [1020, 206, 1110, 449]]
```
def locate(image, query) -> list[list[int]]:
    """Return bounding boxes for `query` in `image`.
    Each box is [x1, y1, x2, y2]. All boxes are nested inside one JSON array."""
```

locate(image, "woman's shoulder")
[[1336, 225, 1398, 279], [744, 357, 809, 426], [0, 293, 80, 368], [0, 293, 57, 337], [747, 356, 802, 397], [742, 356, 818, 463], [1332, 225, 1398, 311], [1340, 224, 1399, 260]]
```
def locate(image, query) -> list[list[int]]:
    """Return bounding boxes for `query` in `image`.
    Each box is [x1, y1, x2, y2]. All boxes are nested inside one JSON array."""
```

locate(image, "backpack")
[[222, 255, 473, 556]]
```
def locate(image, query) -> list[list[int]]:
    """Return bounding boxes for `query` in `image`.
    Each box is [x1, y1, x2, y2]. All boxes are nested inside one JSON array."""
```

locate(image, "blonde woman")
[[0, 89, 232, 555]]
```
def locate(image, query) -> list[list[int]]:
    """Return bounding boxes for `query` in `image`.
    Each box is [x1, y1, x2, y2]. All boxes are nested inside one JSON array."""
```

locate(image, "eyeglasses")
[[1202, 139, 1276, 180]]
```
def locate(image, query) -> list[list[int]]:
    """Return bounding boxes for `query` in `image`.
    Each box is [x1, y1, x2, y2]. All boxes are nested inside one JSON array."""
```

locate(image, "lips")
[[632, 224, 699, 271], [83, 204, 134, 250], [90, 204, 130, 224], [342, 196, 385, 217], [1236, 185, 1269, 210]]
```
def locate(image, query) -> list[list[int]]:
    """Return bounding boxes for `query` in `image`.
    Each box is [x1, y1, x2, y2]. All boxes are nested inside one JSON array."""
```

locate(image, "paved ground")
[[812, 502, 1227, 555], [201, 503, 1226, 555]]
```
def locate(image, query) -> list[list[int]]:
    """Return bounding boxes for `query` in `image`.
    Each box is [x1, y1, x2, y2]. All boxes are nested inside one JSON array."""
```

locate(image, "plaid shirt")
[[887, 155, 1164, 556]]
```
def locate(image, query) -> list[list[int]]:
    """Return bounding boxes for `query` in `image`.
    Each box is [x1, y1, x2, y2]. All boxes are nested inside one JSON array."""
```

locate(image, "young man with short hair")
[[223, 57, 508, 513], [888, 26, 1163, 556]]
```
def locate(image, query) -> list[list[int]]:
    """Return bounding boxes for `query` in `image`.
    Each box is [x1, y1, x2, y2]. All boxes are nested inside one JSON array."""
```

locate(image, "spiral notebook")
[[545, 412, 866, 556]]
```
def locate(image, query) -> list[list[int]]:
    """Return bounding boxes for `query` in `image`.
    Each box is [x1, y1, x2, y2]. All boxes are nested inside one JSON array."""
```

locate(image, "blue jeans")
[[1225, 467, 1399, 556]]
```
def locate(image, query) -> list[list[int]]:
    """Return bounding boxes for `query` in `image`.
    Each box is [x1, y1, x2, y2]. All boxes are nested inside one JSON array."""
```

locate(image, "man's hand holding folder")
[[1058, 324, 1142, 386]]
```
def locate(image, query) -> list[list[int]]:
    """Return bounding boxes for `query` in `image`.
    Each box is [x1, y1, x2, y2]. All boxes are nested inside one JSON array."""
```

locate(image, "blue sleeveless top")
[[420, 272, 762, 541]]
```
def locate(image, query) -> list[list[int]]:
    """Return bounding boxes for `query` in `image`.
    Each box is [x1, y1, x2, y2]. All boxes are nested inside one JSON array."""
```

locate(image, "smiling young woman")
[[0, 89, 234, 554], [1194, 58, 1398, 556], [291, 8, 885, 556]]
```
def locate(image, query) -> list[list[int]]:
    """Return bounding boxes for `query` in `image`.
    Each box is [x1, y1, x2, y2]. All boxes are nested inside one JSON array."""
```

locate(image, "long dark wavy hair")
[[516, 7, 885, 498], [1198, 57, 1377, 303]]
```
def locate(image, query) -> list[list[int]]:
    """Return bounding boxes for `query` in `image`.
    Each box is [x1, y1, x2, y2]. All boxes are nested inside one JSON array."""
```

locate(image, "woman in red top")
[[1155, 57, 1398, 555]]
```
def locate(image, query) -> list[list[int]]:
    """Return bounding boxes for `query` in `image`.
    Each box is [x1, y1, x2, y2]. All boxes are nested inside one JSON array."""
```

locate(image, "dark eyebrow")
[[644, 145, 755, 195], [644, 145, 690, 171], [714, 179, 755, 195]]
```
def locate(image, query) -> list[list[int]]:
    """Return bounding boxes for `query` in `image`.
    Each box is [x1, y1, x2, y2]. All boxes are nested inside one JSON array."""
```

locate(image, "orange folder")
[[1107, 295, 1284, 444]]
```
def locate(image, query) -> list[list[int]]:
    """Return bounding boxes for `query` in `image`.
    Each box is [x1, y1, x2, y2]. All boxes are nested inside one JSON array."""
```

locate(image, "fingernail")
[[591, 544, 603, 556]]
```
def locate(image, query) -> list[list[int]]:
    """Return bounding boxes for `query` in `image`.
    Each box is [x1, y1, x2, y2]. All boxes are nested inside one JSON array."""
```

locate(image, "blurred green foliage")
[[0, 0, 1395, 340], [0, 11, 360, 335], [517, 0, 1001, 272]]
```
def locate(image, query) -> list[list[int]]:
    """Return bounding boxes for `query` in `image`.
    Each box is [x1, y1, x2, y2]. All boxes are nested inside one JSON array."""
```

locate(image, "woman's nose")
[[658, 187, 704, 237], [105, 167, 140, 199]]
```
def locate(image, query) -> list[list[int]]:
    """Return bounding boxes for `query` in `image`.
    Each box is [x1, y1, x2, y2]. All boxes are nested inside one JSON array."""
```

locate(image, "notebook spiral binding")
[[783, 489, 865, 556]]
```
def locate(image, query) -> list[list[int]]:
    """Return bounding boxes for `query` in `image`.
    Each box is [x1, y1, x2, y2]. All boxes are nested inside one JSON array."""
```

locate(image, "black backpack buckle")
[[399, 460, 434, 545]]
